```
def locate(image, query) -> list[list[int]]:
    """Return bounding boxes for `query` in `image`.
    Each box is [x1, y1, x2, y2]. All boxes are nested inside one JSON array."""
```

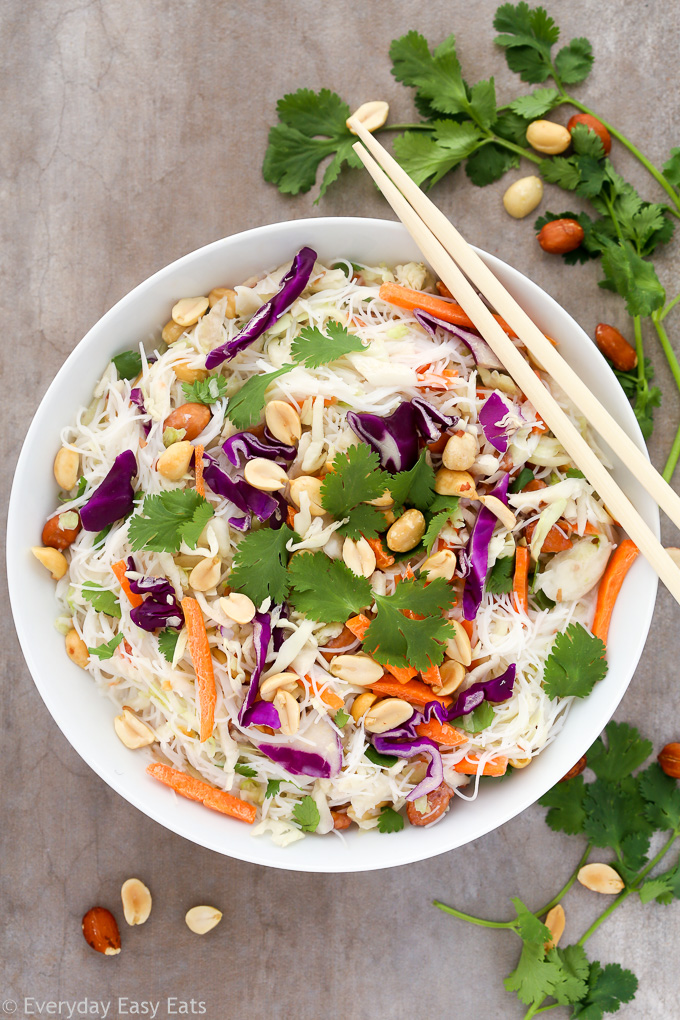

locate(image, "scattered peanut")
[[577, 863, 624, 894], [274, 688, 301, 735], [445, 623, 472, 667], [82, 907, 121, 956], [658, 742, 680, 779], [350, 691, 378, 723], [31, 545, 68, 580], [502, 175, 543, 219], [478, 494, 517, 530], [432, 658, 466, 696], [208, 287, 237, 316], [114, 708, 156, 749], [386, 508, 426, 553], [342, 536, 377, 578], [172, 296, 209, 328], [567, 113, 611, 154], [162, 319, 186, 344], [442, 431, 477, 471], [537, 218, 585, 254], [173, 361, 208, 383], [185, 905, 222, 935], [163, 403, 211, 441], [329, 653, 384, 686], [244, 457, 288, 492], [189, 556, 221, 592], [120, 878, 152, 926], [347, 100, 390, 134], [53, 447, 80, 491], [420, 548, 456, 581], [367, 490, 395, 508], [434, 468, 478, 499], [289, 475, 325, 516], [544, 904, 565, 950], [364, 697, 414, 734], [265, 400, 302, 445], [559, 754, 587, 783], [526, 119, 571, 155], [65, 628, 89, 668], [157, 440, 194, 481], [219, 592, 256, 625], [594, 323, 638, 372], [259, 671, 299, 701]]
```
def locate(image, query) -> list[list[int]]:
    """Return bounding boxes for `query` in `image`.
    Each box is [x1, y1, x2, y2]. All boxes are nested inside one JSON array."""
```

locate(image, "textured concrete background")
[[2, 1, 680, 1017]]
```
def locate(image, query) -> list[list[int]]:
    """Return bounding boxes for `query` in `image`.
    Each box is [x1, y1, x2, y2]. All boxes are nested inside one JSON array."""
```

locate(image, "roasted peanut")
[[386, 508, 426, 552], [478, 494, 517, 530], [442, 431, 477, 471], [289, 475, 325, 516], [265, 400, 302, 445], [65, 628, 89, 668], [329, 653, 383, 686], [82, 907, 121, 956], [54, 447, 80, 490], [420, 549, 456, 581], [42, 513, 81, 550], [526, 119, 571, 154], [162, 319, 186, 344], [367, 490, 395, 508], [567, 113, 611, 154], [434, 468, 477, 499], [173, 361, 208, 383], [163, 403, 211, 441], [219, 592, 256, 625], [503, 176, 543, 219], [121, 878, 152, 926], [156, 440, 194, 481], [274, 688, 300, 735], [445, 623, 472, 667], [114, 708, 155, 749], [331, 809, 352, 830], [342, 536, 376, 578], [243, 457, 288, 491], [537, 218, 584, 254], [347, 101, 389, 134], [559, 754, 587, 783], [595, 323, 638, 372], [31, 545, 68, 580], [259, 671, 299, 701], [577, 863, 624, 894], [172, 296, 209, 327], [189, 556, 221, 592], [544, 904, 565, 950], [364, 697, 414, 734], [432, 658, 465, 696], [406, 782, 453, 826], [658, 743, 680, 779], [208, 287, 237, 317], [350, 691, 378, 723], [185, 905, 222, 934]]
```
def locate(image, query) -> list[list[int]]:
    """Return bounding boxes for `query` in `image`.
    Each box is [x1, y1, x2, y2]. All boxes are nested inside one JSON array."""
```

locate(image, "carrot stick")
[[346, 614, 371, 641], [420, 663, 442, 686], [286, 505, 297, 529], [452, 756, 508, 777], [591, 539, 639, 645], [146, 763, 256, 823], [525, 520, 573, 553], [319, 625, 357, 662], [303, 675, 344, 712], [370, 676, 452, 707], [112, 559, 144, 609], [513, 547, 530, 614], [181, 597, 216, 742], [380, 282, 517, 338], [365, 535, 395, 568], [415, 718, 466, 747], [194, 444, 205, 498]]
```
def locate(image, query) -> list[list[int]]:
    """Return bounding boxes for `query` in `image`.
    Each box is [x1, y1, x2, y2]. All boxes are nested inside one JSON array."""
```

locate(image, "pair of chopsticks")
[[348, 117, 680, 607]]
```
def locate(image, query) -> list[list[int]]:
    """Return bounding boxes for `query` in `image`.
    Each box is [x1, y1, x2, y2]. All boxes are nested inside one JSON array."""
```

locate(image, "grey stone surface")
[[2, 1, 679, 1017]]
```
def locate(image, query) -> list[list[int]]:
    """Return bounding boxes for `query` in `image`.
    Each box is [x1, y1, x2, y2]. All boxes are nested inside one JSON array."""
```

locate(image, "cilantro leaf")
[[639, 864, 680, 906], [320, 444, 390, 520], [540, 155, 582, 191], [510, 467, 534, 492], [265, 779, 282, 799], [539, 775, 587, 835], [508, 87, 560, 119], [158, 628, 179, 662], [365, 576, 455, 671], [638, 762, 680, 832], [226, 365, 294, 430], [571, 961, 638, 1018], [583, 776, 652, 872], [87, 633, 124, 660], [365, 746, 399, 768], [263, 89, 362, 199], [81, 582, 121, 618], [378, 805, 405, 833], [388, 451, 436, 511], [486, 554, 514, 594], [181, 375, 229, 405], [291, 321, 365, 368], [494, 2, 560, 84], [465, 143, 519, 186], [550, 944, 590, 1006], [587, 722, 653, 782], [334, 709, 350, 728], [505, 942, 562, 1005], [663, 146, 680, 188], [612, 357, 661, 440], [293, 795, 320, 832], [393, 121, 483, 189], [129, 490, 214, 554], [542, 623, 607, 700], [229, 526, 294, 605], [335, 504, 386, 541], [554, 37, 594, 84], [234, 763, 257, 778], [458, 701, 496, 733], [112, 350, 143, 380], [288, 552, 372, 623], [599, 240, 665, 317], [422, 496, 460, 553]]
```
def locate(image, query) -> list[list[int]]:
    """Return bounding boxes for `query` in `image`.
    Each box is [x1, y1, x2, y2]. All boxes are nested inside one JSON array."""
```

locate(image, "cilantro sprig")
[[436, 722, 680, 1017], [542, 622, 607, 700], [128, 490, 214, 554], [81, 582, 121, 619], [320, 444, 389, 539], [363, 576, 455, 672], [182, 374, 229, 405], [288, 552, 372, 623], [229, 526, 295, 605]]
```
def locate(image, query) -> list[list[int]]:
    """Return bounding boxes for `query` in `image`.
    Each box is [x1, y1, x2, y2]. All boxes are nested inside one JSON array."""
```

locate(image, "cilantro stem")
[[491, 136, 542, 166], [433, 900, 515, 928], [524, 1004, 559, 1019], [380, 122, 435, 131], [662, 422, 680, 483], [650, 309, 680, 480], [633, 314, 646, 396], [534, 843, 592, 917], [659, 293, 680, 323]]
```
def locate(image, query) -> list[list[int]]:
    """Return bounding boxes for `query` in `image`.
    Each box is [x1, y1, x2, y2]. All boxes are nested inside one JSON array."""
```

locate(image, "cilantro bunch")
[[435, 722, 680, 1018], [262, 1, 680, 480]]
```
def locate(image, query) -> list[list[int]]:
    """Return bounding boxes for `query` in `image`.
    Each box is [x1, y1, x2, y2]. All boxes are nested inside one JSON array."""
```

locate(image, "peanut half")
[[172, 296, 209, 328], [502, 176, 543, 219], [329, 653, 383, 686], [31, 546, 68, 580], [65, 628, 89, 668], [114, 708, 156, 749], [185, 905, 222, 935], [54, 447, 80, 490], [342, 536, 376, 578], [526, 119, 571, 155], [364, 698, 414, 734], [577, 863, 624, 894], [543, 904, 565, 950], [121, 878, 152, 926], [347, 100, 389, 134], [244, 457, 288, 492], [265, 400, 302, 445]]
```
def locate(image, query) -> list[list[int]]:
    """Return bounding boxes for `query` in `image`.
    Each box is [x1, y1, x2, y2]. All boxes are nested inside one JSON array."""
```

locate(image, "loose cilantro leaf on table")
[[81, 582, 121, 618], [291, 321, 365, 367], [393, 121, 483, 189], [364, 576, 455, 671], [542, 622, 607, 700], [493, 3, 593, 86], [612, 357, 661, 441], [182, 374, 229, 405], [539, 775, 587, 835], [507, 86, 560, 118], [485, 554, 515, 594], [293, 795, 321, 832], [588, 721, 653, 782], [158, 628, 179, 663], [226, 365, 294, 430], [112, 350, 143, 380], [88, 633, 125, 660], [320, 444, 390, 539], [129, 490, 214, 554], [288, 551, 372, 623], [571, 961, 638, 1018], [229, 526, 295, 605], [378, 805, 405, 833]]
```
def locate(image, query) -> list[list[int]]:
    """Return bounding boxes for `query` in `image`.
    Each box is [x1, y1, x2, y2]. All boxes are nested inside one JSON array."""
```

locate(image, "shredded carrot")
[[365, 536, 395, 569], [112, 559, 144, 609], [426, 433, 450, 453], [379, 282, 518, 338], [513, 547, 530, 614], [416, 368, 459, 390], [460, 619, 474, 641], [303, 676, 344, 711], [591, 539, 639, 644], [370, 676, 452, 707], [286, 505, 297, 529], [420, 663, 442, 686], [583, 521, 600, 536], [386, 664, 419, 684], [452, 756, 508, 777], [415, 718, 467, 747], [194, 444, 205, 497], [181, 597, 216, 742], [319, 625, 356, 662], [525, 520, 573, 553], [146, 763, 256, 824], [346, 614, 371, 642]]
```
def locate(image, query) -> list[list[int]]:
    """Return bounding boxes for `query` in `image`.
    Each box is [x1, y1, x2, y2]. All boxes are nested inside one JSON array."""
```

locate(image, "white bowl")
[[7, 217, 658, 872]]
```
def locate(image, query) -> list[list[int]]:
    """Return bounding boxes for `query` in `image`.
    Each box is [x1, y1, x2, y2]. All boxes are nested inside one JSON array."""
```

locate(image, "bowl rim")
[[7, 215, 659, 872]]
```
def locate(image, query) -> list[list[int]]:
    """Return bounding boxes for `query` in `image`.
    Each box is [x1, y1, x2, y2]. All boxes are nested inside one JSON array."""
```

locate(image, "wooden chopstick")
[[349, 129, 680, 607], [350, 117, 680, 536]]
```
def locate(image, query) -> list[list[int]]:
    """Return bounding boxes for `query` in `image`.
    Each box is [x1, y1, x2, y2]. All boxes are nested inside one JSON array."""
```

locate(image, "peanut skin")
[[331, 810, 353, 830], [537, 219, 585, 255], [567, 113, 611, 154], [42, 513, 81, 550], [595, 323, 638, 372], [163, 403, 211, 441], [406, 782, 454, 826]]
